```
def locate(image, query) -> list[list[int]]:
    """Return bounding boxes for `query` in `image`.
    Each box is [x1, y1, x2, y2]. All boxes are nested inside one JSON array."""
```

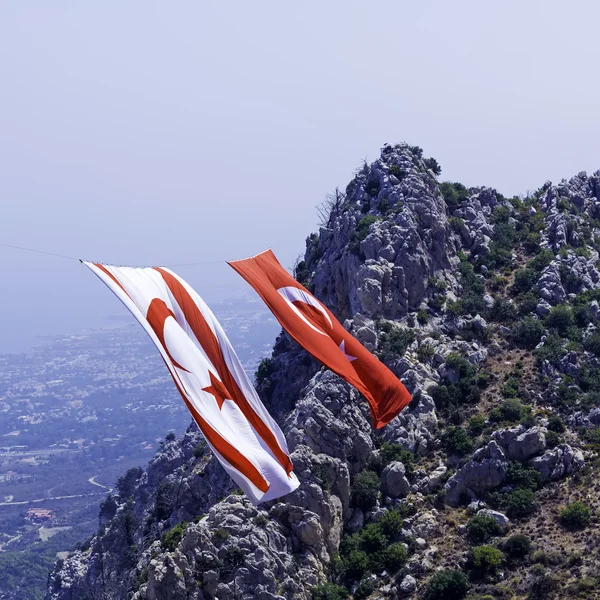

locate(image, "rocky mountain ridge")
[[46, 144, 600, 600]]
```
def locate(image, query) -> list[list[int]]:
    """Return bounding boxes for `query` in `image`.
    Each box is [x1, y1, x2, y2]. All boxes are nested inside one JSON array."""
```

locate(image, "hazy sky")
[[0, 2, 599, 352]]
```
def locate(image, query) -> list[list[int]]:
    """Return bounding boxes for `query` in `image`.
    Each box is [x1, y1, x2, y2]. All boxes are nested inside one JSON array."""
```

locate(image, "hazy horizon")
[[1, 2, 599, 352]]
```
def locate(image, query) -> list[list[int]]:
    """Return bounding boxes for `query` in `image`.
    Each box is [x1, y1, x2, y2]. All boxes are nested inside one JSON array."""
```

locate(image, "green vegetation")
[[443, 426, 474, 456], [193, 442, 206, 458], [165, 431, 176, 441], [469, 414, 487, 435], [336, 509, 407, 584], [311, 583, 349, 600], [369, 442, 415, 477], [417, 341, 436, 362], [547, 413, 566, 433], [503, 534, 531, 558], [350, 215, 379, 254], [470, 545, 504, 573], [417, 308, 430, 324], [431, 353, 490, 423], [424, 569, 470, 600], [489, 398, 526, 423], [161, 521, 188, 551], [505, 461, 541, 491], [446, 259, 487, 317], [513, 268, 539, 293], [545, 304, 574, 335], [116, 466, 143, 499], [583, 331, 600, 356], [376, 321, 415, 361], [501, 488, 537, 518], [560, 501, 592, 530], [512, 317, 545, 349], [351, 470, 380, 510], [467, 513, 503, 543], [213, 528, 230, 543], [440, 182, 469, 211]]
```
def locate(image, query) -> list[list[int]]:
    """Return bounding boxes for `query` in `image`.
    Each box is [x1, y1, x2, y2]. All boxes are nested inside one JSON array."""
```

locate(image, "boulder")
[[381, 461, 410, 498], [445, 441, 509, 506], [528, 444, 584, 482], [492, 426, 546, 461]]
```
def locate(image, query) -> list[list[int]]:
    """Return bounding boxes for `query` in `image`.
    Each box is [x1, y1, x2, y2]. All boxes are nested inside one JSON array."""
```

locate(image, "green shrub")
[[449, 216, 465, 233], [584, 332, 600, 356], [253, 514, 269, 527], [512, 317, 545, 349], [547, 414, 565, 433], [417, 342, 435, 362], [311, 582, 349, 600], [116, 467, 143, 499], [351, 470, 380, 510], [545, 430, 560, 448], [506, 461, 541, 491], [353, 215, 379, 242], [343, 550, 369, 580], [490, 398, 525, 423], [193, 443, 206, 458], [417, 309, 430, 324], [376, 322, 415, 361], [354, 579, 375, 600], [527, 249, 555, 272], [503, 534, 531, 558], [443, 426, 474, 456], [424, 157, 442, 175], [424, 569, 470, 600], [513, 268, 539, 293], [467, 514, 503, 543], [518, 292, 539, 316], [359, 523, 387, 553], [491, 297, 519, 323], [382, 543, 408, 572], [545, 304, 574, 334], [431, 354, 488, 419], [469, 414, 487, 436], [440, 182, 469, 211], [501, 376, 520, 397], [165, 431, 176, 441], [162, 521, 188, 551], [560, 501, 591, 530], [504, 488, 537, 518], [534, 332, 566, 365], [471, 545, 504, 573], [213, 528, 230, 543], [377, 509, 404, 537]]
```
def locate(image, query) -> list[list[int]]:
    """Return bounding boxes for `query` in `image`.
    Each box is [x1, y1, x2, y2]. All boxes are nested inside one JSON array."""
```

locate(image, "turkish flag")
[[228, 250, 412, 428]]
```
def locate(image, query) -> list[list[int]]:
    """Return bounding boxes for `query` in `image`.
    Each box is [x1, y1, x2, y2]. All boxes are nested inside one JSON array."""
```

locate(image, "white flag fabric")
[[84, 262, 299, 504]]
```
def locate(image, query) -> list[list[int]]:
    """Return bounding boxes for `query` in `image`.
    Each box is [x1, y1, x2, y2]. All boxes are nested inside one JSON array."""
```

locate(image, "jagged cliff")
[[47, 144, 600, 600]]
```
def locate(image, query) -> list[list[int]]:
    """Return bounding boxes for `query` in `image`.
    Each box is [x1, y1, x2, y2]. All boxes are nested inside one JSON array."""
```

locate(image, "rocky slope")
[[47, 144, 600, 600]]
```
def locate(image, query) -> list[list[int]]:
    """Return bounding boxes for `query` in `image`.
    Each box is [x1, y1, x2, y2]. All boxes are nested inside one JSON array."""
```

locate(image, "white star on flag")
[[339, 340, 357, 362]]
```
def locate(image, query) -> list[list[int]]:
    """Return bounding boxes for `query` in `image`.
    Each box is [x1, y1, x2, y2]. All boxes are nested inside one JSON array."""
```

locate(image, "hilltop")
[[46, 144, 600, 600]]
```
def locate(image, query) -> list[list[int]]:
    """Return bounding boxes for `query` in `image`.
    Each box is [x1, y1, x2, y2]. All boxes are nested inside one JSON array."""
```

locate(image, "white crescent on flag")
[[277, 286, 333, 336]]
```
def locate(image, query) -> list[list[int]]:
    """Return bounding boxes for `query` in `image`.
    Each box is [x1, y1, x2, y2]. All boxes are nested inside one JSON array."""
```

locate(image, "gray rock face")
[[528, 444, 585, 482], [491, 426, 547, 461], [381, 461, 410, 498], [309, 144, 456, 321], [445, 441, 509, 506]]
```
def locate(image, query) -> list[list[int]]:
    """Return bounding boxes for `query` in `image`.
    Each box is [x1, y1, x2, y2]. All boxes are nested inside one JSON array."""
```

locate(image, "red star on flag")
[[202, 372, 231, 409]]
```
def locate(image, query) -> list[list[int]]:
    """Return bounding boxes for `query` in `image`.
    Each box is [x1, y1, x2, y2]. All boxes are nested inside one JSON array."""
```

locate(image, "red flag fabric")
[[228, 249, 412, 428]]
